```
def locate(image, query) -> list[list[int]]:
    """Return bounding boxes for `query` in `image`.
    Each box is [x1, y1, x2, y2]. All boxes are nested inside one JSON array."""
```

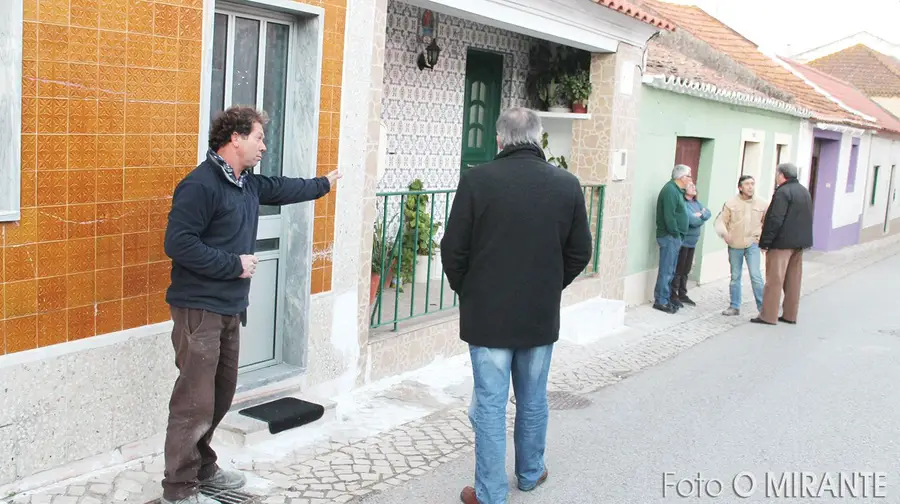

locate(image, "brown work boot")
[[518, 469, 549, 492], [460, 486, 480, 504]]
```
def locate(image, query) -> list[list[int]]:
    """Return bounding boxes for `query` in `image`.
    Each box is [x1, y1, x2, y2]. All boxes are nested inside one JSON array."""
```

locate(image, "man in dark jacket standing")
[[161, 106, 340, 504], [752, 162, 813, 325], [653, 164, 691, 313], [441, 107, 593, 504]]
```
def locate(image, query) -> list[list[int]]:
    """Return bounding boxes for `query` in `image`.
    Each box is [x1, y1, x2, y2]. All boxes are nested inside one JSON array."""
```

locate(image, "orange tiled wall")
[[0, 0, 344, 355], [308, 0, 344, 295]]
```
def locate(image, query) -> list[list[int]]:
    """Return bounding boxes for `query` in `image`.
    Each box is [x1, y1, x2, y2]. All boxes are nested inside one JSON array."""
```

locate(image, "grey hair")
[[777, 162, 798, 180], [672, 164, 691, 180], [496, 107, 543, 148]]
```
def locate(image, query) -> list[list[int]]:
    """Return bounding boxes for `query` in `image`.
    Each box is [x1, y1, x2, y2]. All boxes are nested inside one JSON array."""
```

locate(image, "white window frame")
[[0, 0, 24, 222]]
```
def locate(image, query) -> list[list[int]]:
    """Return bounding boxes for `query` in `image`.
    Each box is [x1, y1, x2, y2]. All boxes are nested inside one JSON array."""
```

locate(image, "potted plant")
[[565, 70, 592, 114], [400, 179, 442, 284], [543, 78, 571, 113], [370, 221, 396, 303], [541, 131, 568, 170]]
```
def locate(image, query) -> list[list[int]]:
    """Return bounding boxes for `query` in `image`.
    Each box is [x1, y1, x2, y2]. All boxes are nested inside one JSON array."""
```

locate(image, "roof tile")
[[639, 0, 873, 125], [807, 44, 900, 97], [592, 0, 675, 30], [784, 59, 900, 135]]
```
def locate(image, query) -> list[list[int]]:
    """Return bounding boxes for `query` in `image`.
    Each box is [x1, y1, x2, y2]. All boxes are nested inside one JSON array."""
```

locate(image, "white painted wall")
[[862, 135, 900, 229], [796, 120, 815, 188], [830, 131, 871, 228]]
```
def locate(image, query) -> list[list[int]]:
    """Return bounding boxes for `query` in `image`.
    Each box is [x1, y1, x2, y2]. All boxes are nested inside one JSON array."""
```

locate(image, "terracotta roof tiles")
[[645, 41, 764, 96], [592, 0, 675, 30], [639, 0, 873, 126], [784, 59, 900, 135], [807, 44, 900, 97]]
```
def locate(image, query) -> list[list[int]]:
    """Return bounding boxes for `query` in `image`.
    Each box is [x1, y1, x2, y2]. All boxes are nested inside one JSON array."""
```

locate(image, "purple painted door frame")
[[808, 129, 862, 251], [811, 129, 841, 251]]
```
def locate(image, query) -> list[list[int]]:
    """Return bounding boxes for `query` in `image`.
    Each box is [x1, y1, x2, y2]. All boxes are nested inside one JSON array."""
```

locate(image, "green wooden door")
[[460, 50, 504, 174]]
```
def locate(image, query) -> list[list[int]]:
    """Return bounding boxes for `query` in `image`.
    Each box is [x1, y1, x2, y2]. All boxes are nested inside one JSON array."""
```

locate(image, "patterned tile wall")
[[310, 0, 347, 295], [0, 0, 347, 355], [379, 0, 534, 192]]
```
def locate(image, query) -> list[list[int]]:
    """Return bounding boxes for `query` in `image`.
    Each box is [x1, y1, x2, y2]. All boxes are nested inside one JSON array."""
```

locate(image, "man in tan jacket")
[[715, 175, 768, 316]]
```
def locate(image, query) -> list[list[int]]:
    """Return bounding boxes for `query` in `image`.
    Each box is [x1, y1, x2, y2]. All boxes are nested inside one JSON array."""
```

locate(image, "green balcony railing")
[[369, 184, 605, 331]]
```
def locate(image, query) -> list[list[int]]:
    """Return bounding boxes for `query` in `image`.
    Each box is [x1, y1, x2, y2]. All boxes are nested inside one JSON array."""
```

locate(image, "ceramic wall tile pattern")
[[307, 0, 347, 295], [0, 0, 347, 354], [379, 0, 533, 192]]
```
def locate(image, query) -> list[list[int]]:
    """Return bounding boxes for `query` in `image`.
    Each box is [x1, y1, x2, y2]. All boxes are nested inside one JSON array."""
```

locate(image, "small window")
[[846, 140, 860, 193], [871, 166, 880, 206]]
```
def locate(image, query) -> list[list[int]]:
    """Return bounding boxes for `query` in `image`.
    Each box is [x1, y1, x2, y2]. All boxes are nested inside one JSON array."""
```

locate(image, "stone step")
[[215, 389, 337, 447]]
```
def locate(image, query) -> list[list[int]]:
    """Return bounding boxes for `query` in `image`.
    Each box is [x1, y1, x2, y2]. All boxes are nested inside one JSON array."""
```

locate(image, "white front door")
[[209, 4, 294, 370]]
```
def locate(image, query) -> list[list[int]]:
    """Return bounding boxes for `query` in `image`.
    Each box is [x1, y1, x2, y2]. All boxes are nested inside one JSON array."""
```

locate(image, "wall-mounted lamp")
[[417, 39, 442, 71]]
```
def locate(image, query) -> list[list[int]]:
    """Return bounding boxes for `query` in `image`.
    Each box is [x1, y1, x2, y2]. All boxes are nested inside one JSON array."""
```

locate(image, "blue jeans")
[[728, 244, 764, 310], [654, 235, 683, 305], [468, 344, 554, 504]]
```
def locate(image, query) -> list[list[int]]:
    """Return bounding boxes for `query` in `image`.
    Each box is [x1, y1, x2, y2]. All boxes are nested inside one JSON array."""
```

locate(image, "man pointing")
[[161, 106, 340, 504]]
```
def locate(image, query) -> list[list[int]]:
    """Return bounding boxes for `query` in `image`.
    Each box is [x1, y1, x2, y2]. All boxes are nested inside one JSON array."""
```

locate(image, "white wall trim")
[[0, 0, 23, 223], [0, 321, 173, 369], [815, 122, 867, 137], [738, 127, 766, 185], [400, 0, 660, 53], [641, 74, 812, 118]]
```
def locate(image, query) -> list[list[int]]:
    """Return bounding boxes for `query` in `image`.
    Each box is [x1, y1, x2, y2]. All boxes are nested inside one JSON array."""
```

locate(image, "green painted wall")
[[626, 87, 803, 276]]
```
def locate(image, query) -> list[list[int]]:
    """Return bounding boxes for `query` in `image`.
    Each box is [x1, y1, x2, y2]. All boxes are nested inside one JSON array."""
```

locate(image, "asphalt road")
[[359, 253, 900, 503]]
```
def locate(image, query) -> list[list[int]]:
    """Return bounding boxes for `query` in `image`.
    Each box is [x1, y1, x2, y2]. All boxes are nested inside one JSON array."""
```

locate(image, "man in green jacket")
[[653, 164, 691, 313]]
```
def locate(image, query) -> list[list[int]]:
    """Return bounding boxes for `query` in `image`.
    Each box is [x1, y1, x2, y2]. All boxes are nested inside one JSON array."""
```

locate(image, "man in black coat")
[[751, 162, 813, 325], [440, 107, 593, 504], [161, 106, 340, 504]]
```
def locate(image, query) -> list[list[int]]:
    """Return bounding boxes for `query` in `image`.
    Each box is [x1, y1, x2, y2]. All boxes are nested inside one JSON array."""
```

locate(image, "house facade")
[[361, 0, 671, 380], [623, 36, 809, 305], [643, 0, 880, 257], [0, 0, 387, 487], [0, 0, 671, 488]]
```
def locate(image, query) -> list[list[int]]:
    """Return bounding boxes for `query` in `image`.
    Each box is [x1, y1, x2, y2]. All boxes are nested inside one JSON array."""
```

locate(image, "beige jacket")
[[715, 195, 768, 249]]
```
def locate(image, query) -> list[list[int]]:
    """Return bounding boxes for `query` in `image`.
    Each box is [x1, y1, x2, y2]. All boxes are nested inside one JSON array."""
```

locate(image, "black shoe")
[[778, 316, 796, 324], [671, 299, 684, 309], [653, 303, 677, 314], [680, 296, 696, 306], [750, 317, 776, 325]]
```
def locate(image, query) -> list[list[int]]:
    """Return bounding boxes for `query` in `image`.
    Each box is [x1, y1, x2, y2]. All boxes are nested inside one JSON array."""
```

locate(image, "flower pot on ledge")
[[572, 102, 587, 114]]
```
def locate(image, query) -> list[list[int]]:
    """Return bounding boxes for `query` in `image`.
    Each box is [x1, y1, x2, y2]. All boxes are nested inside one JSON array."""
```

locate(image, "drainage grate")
[[145, 489, 261, 504], [200, 488, 262, 504], [510, 391, 592, 410]]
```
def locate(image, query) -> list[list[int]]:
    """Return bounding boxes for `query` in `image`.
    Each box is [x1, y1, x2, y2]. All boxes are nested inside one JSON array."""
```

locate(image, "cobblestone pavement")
[[6, 236, 900, 504]]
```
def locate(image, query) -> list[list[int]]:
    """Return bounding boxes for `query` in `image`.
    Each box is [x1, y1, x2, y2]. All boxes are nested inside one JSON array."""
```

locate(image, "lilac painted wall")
[[811, 129, 841, 251]]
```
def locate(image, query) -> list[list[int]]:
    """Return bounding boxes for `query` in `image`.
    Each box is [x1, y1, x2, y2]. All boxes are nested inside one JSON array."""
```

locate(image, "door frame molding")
[[198, 0, 326, 374], [460, 48, 505, 174]]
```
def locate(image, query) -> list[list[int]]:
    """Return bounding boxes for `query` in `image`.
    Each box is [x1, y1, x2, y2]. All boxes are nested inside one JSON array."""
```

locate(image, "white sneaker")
[[200, 467, 247, 490]]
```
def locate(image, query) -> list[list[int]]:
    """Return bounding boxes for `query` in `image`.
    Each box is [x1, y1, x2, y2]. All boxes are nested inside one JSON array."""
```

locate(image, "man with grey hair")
[[752, 162, 813, 325], [441, 107, 593, 504], [653, 164, 691, 313]]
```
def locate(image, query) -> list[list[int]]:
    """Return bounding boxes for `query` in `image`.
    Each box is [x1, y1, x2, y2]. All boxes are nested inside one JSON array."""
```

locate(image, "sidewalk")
[[5, 236, 900, 504]]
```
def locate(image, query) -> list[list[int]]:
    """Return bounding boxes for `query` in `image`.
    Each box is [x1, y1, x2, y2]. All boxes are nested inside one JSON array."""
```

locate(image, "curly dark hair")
[[208, 106, 270, 151]]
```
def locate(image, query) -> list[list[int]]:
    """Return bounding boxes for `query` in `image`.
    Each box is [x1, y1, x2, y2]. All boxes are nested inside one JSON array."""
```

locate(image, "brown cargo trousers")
[[162, 306, 241, 501], [758, 248, 803, 324]]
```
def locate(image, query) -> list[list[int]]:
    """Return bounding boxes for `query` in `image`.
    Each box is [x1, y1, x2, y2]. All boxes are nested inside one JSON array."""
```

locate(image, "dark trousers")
[[670, 246, 696, 300], [162, 307, 241, 501]]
